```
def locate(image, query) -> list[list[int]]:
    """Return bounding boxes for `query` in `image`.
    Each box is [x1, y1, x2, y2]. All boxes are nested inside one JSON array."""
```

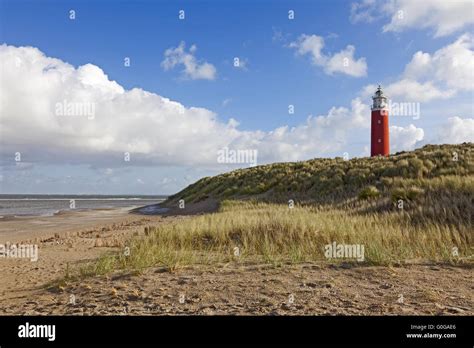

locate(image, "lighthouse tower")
[[371, 85, 389, 156]]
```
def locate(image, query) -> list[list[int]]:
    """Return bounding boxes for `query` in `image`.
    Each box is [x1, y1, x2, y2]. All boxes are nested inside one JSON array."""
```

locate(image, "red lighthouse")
[[371, 85, 389, 157]]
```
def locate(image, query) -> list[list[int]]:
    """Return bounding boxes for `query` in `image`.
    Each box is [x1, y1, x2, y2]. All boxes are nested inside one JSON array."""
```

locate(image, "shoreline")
[[0, 205, 162, 244], [0, 198, 166, 218], [0, 207, 121, 220]]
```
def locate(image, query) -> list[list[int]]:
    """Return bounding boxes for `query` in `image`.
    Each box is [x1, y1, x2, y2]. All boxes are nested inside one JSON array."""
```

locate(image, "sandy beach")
[[0, 207, 171, 309], [0, 206, 472, 316], [0, 207, 149, 243]]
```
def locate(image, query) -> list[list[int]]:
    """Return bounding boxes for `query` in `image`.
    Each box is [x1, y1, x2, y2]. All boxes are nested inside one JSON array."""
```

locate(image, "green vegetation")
[[167, 143, 473, 206], [80, 143, 473, 276], [82, 198, 471, 276], [358, 185, 380, 200]]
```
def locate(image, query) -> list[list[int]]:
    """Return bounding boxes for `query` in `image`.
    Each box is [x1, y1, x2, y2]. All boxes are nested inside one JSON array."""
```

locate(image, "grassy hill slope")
[[166, 143, 473, 226], [168, 143, 473, 204], [84, 144, 473, 274]]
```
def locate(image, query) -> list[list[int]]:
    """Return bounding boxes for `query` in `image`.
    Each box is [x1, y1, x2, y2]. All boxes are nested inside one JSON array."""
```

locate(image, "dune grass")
[[78, 143, 473, 277], [81, 199, 472, 277], [167, 143, 473, 205]]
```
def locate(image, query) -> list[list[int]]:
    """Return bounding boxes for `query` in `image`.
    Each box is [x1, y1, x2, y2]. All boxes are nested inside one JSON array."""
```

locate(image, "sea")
[[0, 194, 167, 218]]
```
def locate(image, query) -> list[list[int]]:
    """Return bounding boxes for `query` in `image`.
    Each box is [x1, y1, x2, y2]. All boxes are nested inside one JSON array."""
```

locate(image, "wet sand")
[[0, 207, 151, 243]]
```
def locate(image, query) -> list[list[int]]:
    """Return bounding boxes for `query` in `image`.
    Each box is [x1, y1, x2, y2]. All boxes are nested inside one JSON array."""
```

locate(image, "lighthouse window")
[[378, 120, 381, 124], [378, 139, 381, 143]]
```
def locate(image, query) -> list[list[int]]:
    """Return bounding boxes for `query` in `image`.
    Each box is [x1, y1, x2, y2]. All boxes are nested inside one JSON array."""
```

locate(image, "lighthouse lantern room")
[[371, 85, 390, 157]]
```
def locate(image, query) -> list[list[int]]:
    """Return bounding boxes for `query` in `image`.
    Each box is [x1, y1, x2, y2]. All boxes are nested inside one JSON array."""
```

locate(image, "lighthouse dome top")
[[372, 84, 388, 110], [375, 85, 385, 96]]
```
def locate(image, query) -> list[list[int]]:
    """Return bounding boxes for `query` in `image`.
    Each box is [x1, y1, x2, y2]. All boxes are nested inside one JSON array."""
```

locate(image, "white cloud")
[[382, 0, 474, 37], [390, 124, 424, 152], [436, 117, 474, 144], [325, 45, 368, 77], [384, 79, 455, 102], [361, 34, 473, 102], [0, 44, 373, 170], [255, 98, 371, 161], [351, 0, 474, 38], [313, 98, 369, 129], [289, 34, 367, 77], [360, 80, 454, 103], [161, 41, 216, 80], [350, 0, 379, 24], [3, 44, 466, 174], [0, 44, 228, 167], [403, 34, 474, 91], [290, 34, 326, 65]]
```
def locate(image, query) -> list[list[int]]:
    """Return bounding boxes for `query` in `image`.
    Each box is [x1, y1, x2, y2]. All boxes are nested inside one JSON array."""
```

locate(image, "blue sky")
[[0, 0, 473, 194]]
